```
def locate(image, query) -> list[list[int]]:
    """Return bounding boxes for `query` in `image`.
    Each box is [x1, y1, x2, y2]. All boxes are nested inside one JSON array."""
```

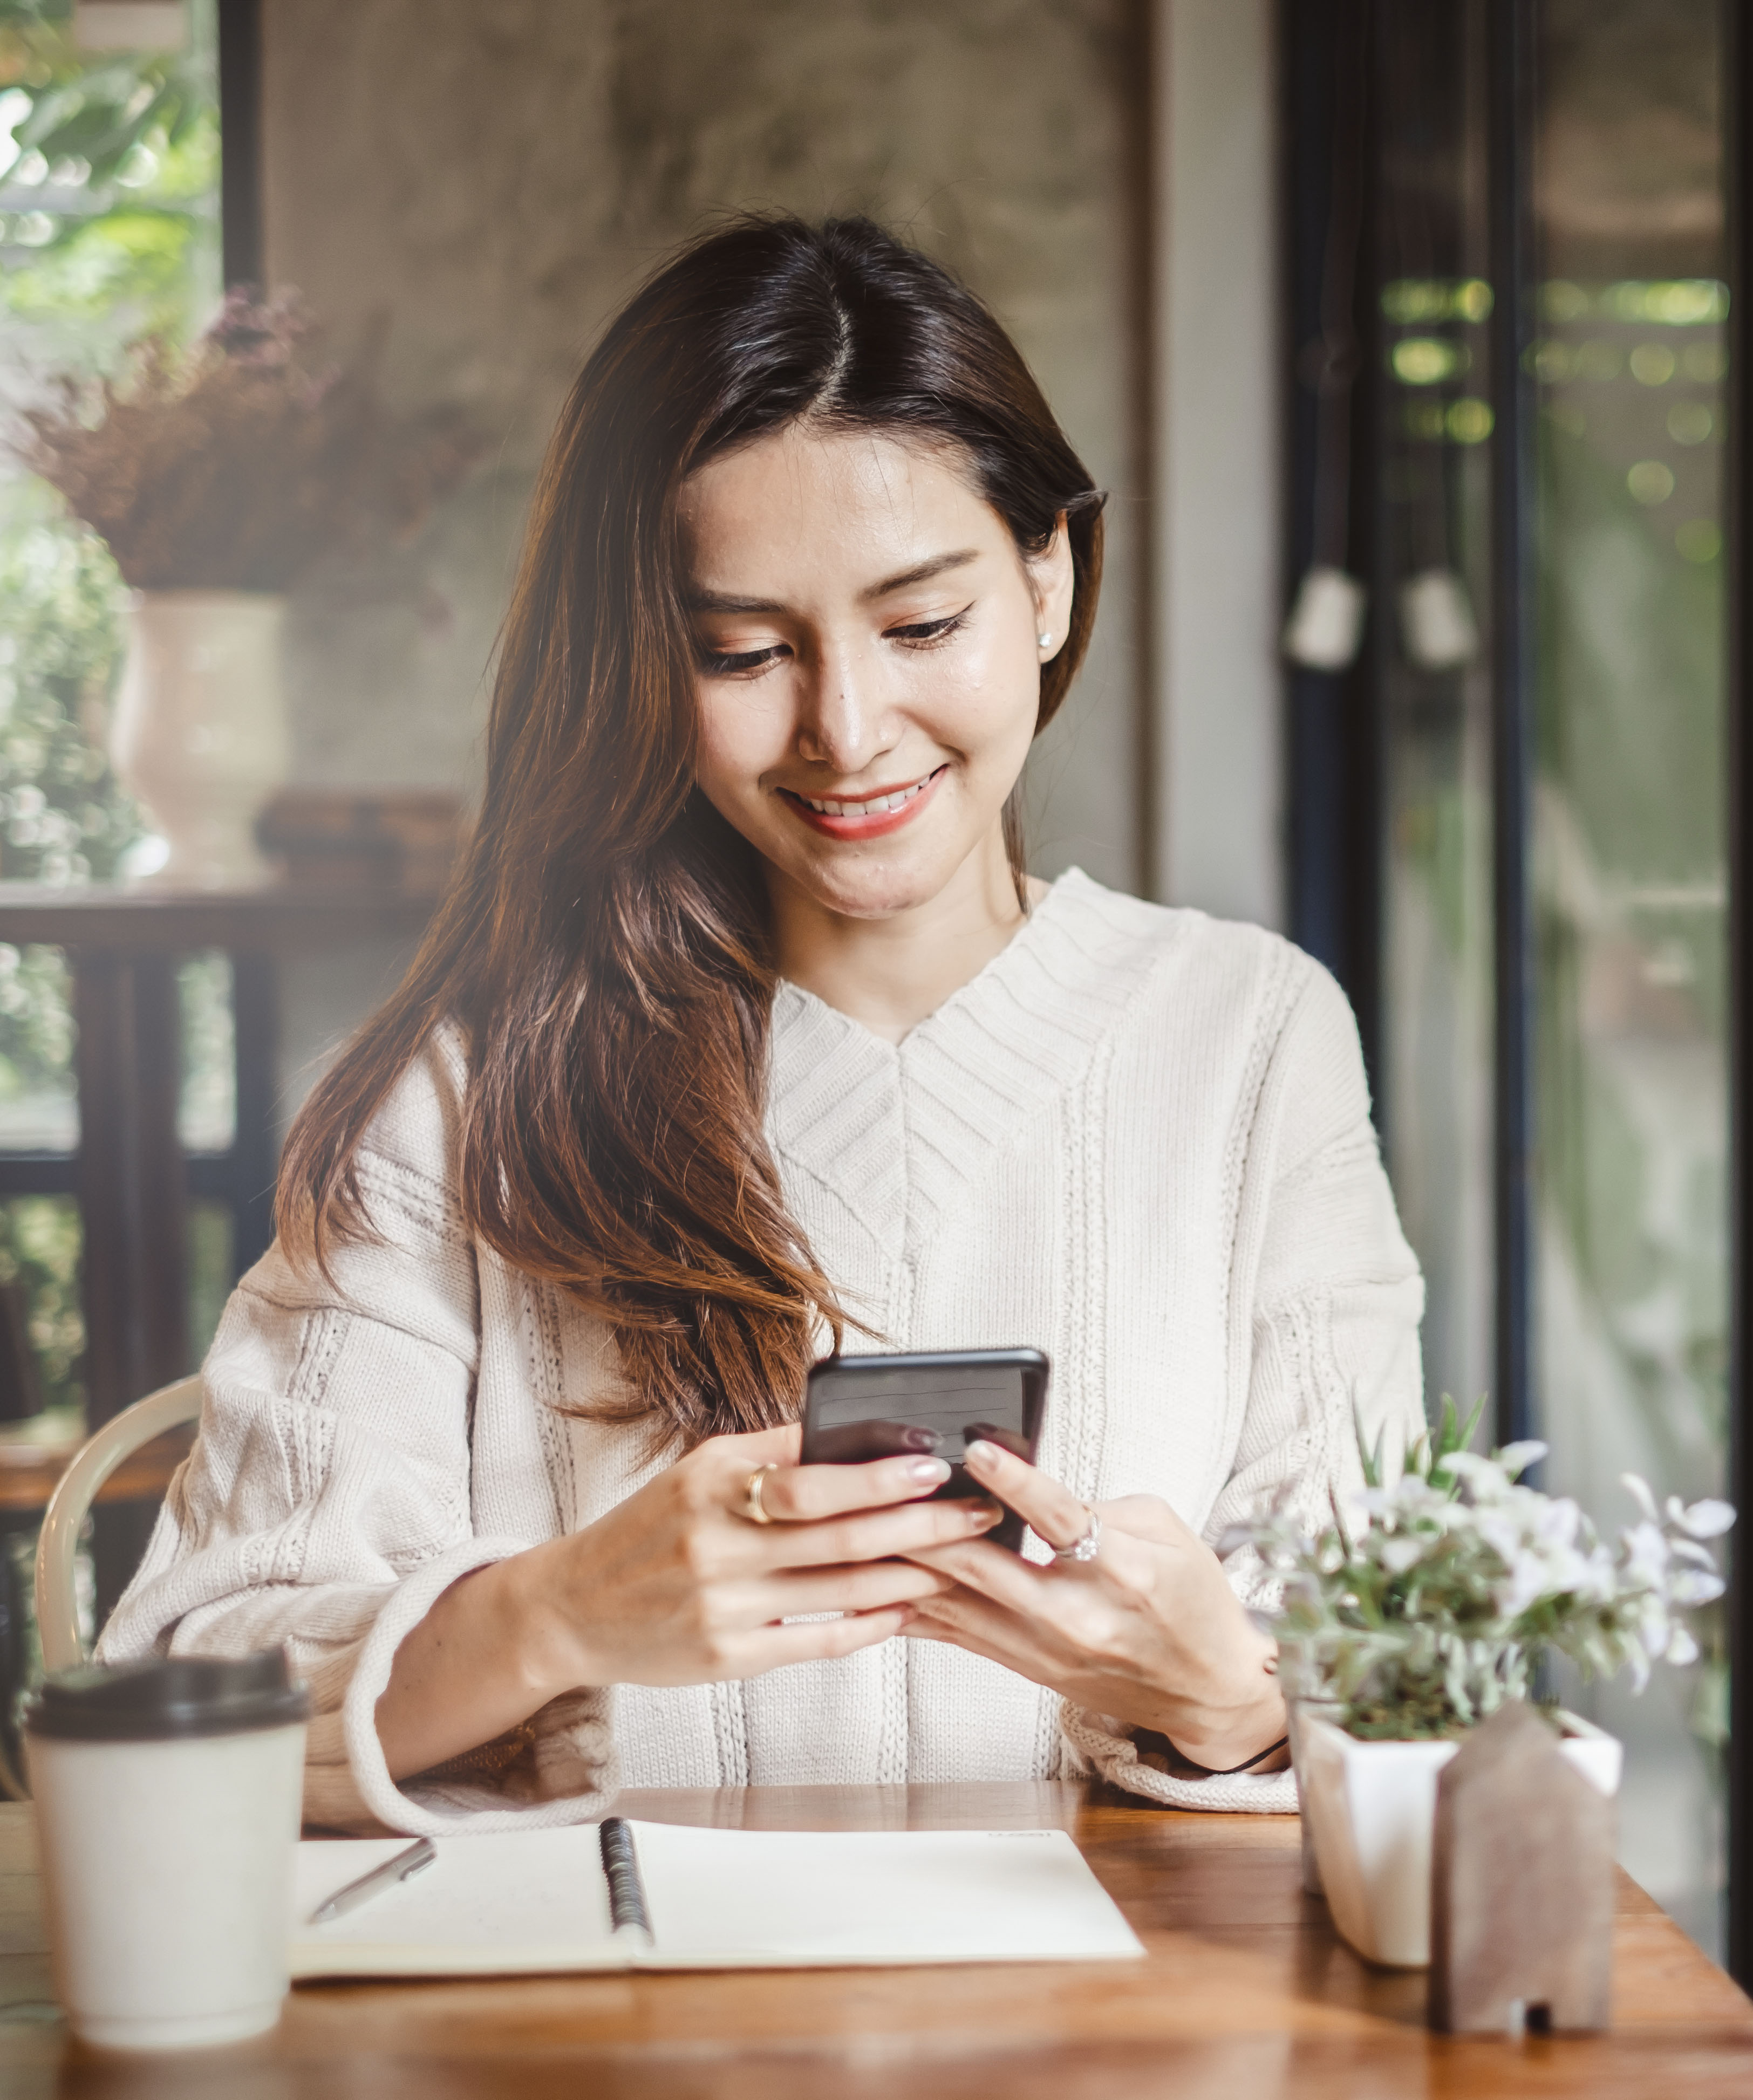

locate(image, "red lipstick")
[[777, 766, 947, 840]]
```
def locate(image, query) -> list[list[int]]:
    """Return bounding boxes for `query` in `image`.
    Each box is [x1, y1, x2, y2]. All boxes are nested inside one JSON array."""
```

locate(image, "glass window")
[[0, 2, 222, 1420], [1334, 0, 1729, 1959], [1374, 0, 1498, 1435], [1528, 0, 1728, 1957]]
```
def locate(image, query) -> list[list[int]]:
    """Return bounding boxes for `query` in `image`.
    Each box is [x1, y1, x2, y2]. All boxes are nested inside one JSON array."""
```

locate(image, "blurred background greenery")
[[0, 0, 223, 1421]]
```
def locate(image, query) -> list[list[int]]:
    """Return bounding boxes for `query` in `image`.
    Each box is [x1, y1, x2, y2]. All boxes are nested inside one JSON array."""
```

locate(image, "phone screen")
[[801, 1350, 1049, 1550], [806, 1363, 1031, 1463]]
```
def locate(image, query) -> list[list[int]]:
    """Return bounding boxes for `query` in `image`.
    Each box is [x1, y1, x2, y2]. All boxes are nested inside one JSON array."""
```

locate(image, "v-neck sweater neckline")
[[766, 868, 1179, 1266], [773, 866, 1083, 1058]]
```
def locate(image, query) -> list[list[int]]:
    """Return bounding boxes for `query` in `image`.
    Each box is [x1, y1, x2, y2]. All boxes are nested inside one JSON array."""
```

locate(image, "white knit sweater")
[[101, 870, 1424, 1833]]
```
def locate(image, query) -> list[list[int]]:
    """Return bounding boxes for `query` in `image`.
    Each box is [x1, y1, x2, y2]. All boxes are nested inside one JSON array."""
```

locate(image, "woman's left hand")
[[903, 1439, 1287, 1773]]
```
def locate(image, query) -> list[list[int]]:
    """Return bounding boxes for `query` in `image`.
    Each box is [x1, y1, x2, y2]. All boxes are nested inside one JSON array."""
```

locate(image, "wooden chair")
[[33, 1376, 203, 1673]]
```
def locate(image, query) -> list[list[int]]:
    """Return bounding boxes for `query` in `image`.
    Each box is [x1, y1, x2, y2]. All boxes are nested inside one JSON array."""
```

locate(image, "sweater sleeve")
[[94, 1039, 619, 1836], [1067, 950, 1425, 1812]]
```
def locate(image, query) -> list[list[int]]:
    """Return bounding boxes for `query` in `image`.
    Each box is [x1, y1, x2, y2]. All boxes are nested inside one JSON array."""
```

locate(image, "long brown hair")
[[277, 216, 1105, 1446]]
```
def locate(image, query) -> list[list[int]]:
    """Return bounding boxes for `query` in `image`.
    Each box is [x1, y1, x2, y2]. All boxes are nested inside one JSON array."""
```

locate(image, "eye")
[[699, 642, 789, 678], [885, 607, 971, 647]]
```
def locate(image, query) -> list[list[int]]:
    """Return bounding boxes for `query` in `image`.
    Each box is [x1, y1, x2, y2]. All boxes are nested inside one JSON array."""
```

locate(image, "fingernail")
[[970, 1502, 1003, 1527], [905, 1457, 952, 1486], [965, 1440, 999, 1471]]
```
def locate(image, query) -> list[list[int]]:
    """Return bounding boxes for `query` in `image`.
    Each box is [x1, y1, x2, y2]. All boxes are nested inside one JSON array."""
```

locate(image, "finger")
[[728, 1560, 952, 1622], [1101, 1493, 1198, 1549], [767, 1496, 1004, 1570], [963, 1440, 1094, 1553], [905, 1589, 1052, 1678], [751, 1453, 957, 1524], [714, 1424, 803, 1466], [904, 1534, 1054, 1613], [729, 1605, 914, 1674]]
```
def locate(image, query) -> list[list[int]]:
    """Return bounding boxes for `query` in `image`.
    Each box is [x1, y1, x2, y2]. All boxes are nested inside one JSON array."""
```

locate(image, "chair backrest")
[[34, 1376, 204, 1674]]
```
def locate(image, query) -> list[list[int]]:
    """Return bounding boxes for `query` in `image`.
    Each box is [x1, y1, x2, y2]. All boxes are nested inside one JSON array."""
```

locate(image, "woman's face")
[[680, 423, 1074, 921]]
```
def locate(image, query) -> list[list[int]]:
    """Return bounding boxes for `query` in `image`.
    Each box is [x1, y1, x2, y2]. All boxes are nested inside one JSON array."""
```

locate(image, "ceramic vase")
[[110, 591, 289, 890], [1295, 1709, 1622, 1968]]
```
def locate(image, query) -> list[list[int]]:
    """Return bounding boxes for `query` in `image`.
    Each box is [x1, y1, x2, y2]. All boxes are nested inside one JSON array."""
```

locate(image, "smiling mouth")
[[786, 769, 943, 818], [776, 765, 949, 840]]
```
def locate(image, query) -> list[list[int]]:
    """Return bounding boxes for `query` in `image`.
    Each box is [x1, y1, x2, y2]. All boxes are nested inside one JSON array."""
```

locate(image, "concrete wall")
[[260, 0, 1149, 894]]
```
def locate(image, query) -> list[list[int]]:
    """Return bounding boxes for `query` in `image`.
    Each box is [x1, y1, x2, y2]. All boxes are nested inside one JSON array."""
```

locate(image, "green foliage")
[[1356, 1391, 1484, 1494], [0, 1194, 81, 1412], [1246, 1407, 1731, 1741], [0, 1, 212, 182], [3, 203, 202, 326], [0, 939, 70, 1096], [0, 490, 142, 882], [0, 2, 220, 354], [0, 6, 220, 1427], [15, 49, 212, 192]]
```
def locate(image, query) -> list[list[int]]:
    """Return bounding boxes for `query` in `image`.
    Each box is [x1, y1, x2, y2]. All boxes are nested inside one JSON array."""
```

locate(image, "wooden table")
[[0, 1424, 194, 1520], [1, 1781, 1750, 2096]]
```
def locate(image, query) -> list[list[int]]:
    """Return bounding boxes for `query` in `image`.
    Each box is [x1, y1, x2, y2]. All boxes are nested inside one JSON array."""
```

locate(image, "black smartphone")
[[800, 1347, 1050, 1552]]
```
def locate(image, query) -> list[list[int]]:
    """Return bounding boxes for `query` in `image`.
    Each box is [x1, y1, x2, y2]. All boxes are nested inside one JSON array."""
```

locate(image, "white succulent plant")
[[1242, 1400, 1732, 1740]]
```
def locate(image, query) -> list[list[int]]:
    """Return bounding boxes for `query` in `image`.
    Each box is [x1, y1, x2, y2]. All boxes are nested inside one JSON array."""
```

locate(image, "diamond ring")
[[1054, 1508, 1102, 1562]]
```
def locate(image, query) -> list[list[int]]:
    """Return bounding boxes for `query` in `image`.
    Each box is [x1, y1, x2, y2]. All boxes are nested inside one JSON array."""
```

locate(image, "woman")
[[101, 217, 1424, 1835]]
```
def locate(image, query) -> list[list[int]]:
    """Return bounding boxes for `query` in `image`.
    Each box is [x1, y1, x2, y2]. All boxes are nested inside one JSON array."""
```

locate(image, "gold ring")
[[741, 1463, 780, 1526]]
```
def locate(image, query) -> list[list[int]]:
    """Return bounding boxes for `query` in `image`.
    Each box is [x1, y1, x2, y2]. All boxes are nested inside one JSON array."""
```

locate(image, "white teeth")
[[800, 777, 930, 817]]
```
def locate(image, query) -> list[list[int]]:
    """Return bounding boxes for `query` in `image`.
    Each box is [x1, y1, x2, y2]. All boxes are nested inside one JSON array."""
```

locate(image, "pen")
[[307, 1836, 437, 1925]]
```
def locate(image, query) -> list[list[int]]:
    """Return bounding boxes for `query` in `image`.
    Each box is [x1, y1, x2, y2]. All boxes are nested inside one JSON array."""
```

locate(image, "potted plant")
[[16, 290, 479, 890], [1243, 1402, 1731, 1969]]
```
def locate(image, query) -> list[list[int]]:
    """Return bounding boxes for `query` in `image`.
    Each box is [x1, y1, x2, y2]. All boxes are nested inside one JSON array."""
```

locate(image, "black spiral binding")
[[599, 1817, 653, 1940]]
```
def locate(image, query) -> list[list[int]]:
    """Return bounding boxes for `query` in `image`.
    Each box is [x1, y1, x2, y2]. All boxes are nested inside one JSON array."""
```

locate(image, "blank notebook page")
[[634, 1823, 1142, 1966], [294, 1827, 620, 1975], [291, 1823, 1142, 1976]]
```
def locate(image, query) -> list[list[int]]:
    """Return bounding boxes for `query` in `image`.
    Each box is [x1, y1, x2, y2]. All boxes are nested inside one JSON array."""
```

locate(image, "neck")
[[766, 826, 1039, 1043]]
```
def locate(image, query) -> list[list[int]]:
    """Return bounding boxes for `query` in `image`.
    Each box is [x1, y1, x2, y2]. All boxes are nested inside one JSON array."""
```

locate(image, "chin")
[[785, 848, 960, 921], [807, 872, 942, 920]]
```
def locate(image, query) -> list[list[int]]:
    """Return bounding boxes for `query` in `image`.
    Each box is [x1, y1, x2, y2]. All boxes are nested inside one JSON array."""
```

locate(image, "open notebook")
[[291, 1819, 1144, 1978]]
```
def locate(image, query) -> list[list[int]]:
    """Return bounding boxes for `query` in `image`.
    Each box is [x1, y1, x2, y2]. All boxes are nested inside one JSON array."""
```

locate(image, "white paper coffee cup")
[[25, 1650, 310, 2050]]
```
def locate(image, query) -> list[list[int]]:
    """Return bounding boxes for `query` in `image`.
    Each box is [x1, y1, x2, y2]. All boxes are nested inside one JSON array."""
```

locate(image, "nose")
[[794, 636, 898, 777]]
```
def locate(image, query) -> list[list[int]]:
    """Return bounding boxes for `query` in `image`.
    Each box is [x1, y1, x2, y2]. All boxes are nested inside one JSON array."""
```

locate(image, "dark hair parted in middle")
[[276, 214, 1107, 1446]]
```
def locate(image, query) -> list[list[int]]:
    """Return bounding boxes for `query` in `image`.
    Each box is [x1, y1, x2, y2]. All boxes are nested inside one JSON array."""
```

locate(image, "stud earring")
[[1037, 630, 1053, 649]]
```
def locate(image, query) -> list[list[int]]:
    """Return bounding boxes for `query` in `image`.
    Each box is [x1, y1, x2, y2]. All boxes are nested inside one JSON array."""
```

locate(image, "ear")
[[1028, 516, 1076, 661]]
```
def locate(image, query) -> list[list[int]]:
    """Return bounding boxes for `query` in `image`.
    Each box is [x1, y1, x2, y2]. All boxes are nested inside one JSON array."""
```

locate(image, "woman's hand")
[[903, 1440, 1286, 1774], [376, 1425, 1001, 1780], [516, 1424, 1003, 1689]]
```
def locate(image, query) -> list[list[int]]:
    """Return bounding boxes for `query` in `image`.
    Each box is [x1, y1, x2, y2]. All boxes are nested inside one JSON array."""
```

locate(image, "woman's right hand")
[[376, 1424, 1001, 1780], [518, 1423, 1002, 1688]]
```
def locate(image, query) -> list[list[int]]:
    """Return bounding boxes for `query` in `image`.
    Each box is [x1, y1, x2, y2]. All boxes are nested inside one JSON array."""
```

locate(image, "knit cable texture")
[[99, 871, 1423, 1832]]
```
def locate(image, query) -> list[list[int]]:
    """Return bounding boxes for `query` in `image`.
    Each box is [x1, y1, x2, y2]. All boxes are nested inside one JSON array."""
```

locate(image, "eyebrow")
[[860, 549, 980, 601], [686, 549, 981, 618]]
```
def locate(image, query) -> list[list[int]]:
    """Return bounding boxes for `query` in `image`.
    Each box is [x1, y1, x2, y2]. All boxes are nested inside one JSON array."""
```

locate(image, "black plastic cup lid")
[[24, 1650, 310, 1742]]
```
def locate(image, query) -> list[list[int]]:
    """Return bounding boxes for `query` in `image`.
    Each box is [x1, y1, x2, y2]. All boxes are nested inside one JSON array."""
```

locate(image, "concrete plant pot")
[[1295, 1709, 1622, 1968]]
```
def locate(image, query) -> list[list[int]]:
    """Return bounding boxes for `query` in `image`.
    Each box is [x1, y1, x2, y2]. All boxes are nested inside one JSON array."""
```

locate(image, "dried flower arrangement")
[[16, 289, 482, 592], [1240, 1399, 1732, 1740]]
